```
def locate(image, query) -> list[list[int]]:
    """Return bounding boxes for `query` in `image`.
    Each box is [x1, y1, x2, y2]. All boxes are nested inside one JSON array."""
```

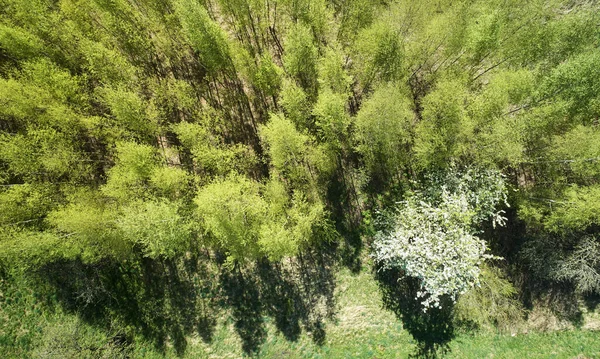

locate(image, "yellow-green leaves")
[[195, 175, 265, 261], [0, 129, 82, 181], [355, 84, 413, 182], [414, 79, 469, 169], [0, 24, 43, 60], [253, 53, 283, 97], [318, 45, 352, 95], [279, 79, 311, 129], [98, 86, 159, 140], [102, 141, 189, 201], [353, 19, 403, 86], [195, 173, 329, 262], [551, 125, 600, 180], [172, 120, 258, 179], [150, 166, 191, 200], [312, 89, 350, 152], [47, 194, 124, 262], [174, 0, 232, 74], [0, 184, 55, 225], [283, 22, 318, 98], [102, 142, 160, 201], [117, 200, 191, 258], [260, 113, 331, 197], [543, 185, 600, 234]]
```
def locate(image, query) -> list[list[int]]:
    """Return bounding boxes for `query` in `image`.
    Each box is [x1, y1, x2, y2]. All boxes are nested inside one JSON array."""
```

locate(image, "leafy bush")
[[372, 168, 508, 309]]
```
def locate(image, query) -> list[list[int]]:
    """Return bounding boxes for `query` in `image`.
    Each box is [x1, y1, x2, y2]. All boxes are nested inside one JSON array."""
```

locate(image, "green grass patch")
[[2, 264, 600, 358]]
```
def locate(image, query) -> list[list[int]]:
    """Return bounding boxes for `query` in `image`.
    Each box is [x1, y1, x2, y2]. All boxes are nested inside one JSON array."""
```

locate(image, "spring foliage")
[[1, 0, 600, 353]]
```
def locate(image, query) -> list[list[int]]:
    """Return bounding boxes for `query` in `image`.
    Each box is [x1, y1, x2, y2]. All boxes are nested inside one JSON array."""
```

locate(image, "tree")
[[372, 168, 508, 309]]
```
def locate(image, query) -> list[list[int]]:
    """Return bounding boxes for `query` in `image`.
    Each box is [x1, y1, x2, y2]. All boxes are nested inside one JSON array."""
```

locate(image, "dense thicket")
[[1, 0, 600, 356]]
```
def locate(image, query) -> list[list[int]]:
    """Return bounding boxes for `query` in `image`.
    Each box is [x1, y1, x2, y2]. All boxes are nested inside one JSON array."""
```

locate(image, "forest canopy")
[[1, 0, 600, 357]]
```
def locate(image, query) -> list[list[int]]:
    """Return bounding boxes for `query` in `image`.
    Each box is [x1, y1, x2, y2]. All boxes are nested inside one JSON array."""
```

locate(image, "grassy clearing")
[[132, 266, 600, 358], [3, 264, 600, 358]]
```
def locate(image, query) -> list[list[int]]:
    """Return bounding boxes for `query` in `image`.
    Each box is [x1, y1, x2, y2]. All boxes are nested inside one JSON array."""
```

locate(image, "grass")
[[2, 262, 600, 358], [131, 265, 600, 358], [447, 330, 600, 359]]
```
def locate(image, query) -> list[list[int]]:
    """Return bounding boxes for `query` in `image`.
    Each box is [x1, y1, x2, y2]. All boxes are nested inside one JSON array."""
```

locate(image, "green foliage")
[[279, 78, 311, 129], [312, 88, 350, 151], [542, 49, 600, 121], [174, 0, 232, 74], [149, 166, 191, 200], [117, 200, 192, 258], [260, 113, 330, 195], [0, 184, 56, 225], [47, 193, 124, 262], [259, 189, 328, 261], [543, 185, 600, 233], [253, 53, 283, 97], [318, 45, 352, 94], [2, 0, 600, 355], [0, 23, 43, 60], [334, 0, 376, 45], [0, 227, 67, 268], [283, 22, 318, 98], [195, 174, 266, 262], [414, 79, 470, 169], [172, 120, 258, 178], [355, 83, 413, 183], [102, 142, 160, 201], [353, 18, 403, 86], [0, 129, 83, 181], [195, 172, 330, 262], [454, 265, 523, 331], [551, 125, 600, 179], [32, 316, 130, 359], [98, 87, 158, 140]]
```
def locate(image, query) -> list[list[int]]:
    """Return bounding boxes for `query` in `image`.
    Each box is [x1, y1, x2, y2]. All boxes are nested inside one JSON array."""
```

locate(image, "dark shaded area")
[[39, 252, 218, 357], [326, 164, 363, 273], [218, 267, 266, 355], [215, 247, 337, 355], [481, 206, 599, 327], [374, 265, 455, 358], [34, 245, 337, 357], [583, 292, 600, 311]]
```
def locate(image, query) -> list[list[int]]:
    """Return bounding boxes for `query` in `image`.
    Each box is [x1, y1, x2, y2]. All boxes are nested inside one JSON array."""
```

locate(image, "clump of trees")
[[1, 0, 600, 355]]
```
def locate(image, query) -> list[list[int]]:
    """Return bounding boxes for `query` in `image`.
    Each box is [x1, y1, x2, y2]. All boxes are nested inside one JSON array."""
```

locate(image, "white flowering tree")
[[372, 168, 507, 310]]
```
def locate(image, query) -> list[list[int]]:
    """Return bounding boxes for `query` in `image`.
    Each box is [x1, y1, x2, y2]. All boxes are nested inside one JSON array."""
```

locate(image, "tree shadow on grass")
[[36, 245, 337, 357], [374, 265, 455, 358], [483, 208, 596, 328], [38, 250, 219, 357], [326, 166, 363, 274], [216, 247, 336, 355]]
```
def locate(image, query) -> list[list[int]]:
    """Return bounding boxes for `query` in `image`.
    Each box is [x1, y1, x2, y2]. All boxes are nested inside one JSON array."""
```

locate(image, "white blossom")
[[372, 168, 506, 309]]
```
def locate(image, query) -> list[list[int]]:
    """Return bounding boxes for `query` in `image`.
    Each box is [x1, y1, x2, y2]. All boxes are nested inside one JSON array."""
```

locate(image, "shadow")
[[326, 164, 363, 273], [218, 267, 266, 355], [217, 247, 337, 355], [583, 292, 600, 312], [37, 250, 219, 357], [375, 265, 455, 358], [35, 244, 337, 357], [519, 272, 584, 328], [480, 206, 587, 328]]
